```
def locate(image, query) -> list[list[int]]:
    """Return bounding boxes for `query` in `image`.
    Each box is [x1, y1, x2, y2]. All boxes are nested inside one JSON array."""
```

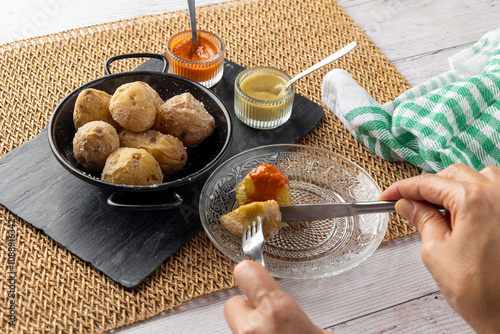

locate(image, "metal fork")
[[242, 217, 266, 267]]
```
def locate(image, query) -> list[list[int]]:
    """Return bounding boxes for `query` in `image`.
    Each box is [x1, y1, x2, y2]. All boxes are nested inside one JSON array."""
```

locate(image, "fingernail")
[[395, 199, 415, 222]]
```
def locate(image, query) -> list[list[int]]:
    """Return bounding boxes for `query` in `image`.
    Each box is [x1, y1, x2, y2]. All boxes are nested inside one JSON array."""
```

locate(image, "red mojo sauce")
[[246, 163, 289, 204], [171, 35, 218, 61]]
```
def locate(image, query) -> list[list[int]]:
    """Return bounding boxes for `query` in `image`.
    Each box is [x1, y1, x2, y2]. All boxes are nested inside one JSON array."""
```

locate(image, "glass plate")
[[199, 144, 388, 279]]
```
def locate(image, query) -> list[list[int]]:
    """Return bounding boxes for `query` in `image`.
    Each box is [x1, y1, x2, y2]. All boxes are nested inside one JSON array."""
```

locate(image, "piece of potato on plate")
[[221, 200, 282, 240]]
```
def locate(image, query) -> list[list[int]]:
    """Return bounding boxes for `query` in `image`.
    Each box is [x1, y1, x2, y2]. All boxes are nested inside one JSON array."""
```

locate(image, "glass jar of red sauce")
[[166, 30, 225, 88]]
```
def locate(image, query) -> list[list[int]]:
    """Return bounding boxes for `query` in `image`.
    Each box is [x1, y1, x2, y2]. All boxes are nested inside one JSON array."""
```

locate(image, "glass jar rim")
[[235, 66, 295, 104], [166, 29, 225, 64]]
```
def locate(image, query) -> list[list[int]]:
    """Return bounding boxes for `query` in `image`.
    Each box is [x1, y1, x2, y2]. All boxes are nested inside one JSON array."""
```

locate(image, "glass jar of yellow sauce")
[[234, 66, 295, 129]]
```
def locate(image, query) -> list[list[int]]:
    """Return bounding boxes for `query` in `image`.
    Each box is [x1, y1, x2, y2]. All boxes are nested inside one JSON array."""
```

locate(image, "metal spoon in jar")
[[187, 0, 199, 46], [276, 41, 357, 94]]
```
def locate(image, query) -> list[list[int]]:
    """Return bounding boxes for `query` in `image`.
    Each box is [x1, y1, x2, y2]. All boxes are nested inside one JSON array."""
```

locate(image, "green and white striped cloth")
[[322, 29, 500, 173]]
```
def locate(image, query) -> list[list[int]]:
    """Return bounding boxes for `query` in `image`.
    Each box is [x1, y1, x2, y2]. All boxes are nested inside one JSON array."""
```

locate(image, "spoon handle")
[[187, 0, 199, 44], [285, 41, 357, 89]]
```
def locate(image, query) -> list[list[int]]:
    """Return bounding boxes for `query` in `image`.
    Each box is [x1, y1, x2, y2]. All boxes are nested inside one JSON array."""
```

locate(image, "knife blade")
[[279, 201, 444, 223]]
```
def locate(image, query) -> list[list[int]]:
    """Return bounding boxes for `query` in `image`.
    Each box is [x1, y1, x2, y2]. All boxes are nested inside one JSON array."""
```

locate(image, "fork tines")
[[242, 217, 265, 267]]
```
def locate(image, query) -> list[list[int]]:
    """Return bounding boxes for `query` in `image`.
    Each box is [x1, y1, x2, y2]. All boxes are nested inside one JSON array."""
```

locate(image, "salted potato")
[[73, 88, 121, 131], [235, 163, 292, 206], [101, 147, 163, 185], [221, 200, 282, 239], [119, 129, 187, 177], [109, 81, 163, 132], [153, 92, 215, 148], [72, 121, 120, 172]]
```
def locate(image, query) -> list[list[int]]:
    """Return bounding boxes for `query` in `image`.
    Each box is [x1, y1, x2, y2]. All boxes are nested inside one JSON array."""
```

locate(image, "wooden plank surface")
[[112, 234, 471, 333], [331, 292, 472, 333], [0, 1, 229, 45], [2, 0, 498, 333], [339, 0, 499, 85]]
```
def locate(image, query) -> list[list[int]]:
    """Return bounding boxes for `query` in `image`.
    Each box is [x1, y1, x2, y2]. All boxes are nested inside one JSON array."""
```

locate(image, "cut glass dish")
[[199, 144, 388, 279]]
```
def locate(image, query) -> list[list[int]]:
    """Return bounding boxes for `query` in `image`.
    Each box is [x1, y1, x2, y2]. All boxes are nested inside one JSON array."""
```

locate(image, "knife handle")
[[349, 200, 445, 215]]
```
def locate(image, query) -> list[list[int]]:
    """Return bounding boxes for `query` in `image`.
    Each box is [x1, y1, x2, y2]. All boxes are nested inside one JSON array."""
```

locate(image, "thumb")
[[234, 260, 282, 306], [395, 199, 450, 243]]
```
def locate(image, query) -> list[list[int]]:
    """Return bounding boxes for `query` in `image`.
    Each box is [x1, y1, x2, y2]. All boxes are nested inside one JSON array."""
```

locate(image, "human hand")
[[223, 260, 329, 334], [379, 163, 500, 333]]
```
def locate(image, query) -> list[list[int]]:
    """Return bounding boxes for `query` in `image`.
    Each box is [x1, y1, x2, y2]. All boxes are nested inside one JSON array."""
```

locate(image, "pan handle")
[[107, 190, 183, 211], [104, 53, 169, 75]]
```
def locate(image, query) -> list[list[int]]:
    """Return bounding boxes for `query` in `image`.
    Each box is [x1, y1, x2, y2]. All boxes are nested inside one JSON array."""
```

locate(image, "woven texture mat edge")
[[0, 0, 421, 332]]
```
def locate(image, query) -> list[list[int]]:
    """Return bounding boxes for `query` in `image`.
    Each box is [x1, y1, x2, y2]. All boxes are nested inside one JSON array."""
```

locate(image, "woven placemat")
[[0, 0, 421, 332]]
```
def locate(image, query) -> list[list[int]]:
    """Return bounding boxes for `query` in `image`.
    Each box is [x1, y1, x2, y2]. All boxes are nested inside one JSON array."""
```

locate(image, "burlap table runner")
[[0, 0, 421, 332]]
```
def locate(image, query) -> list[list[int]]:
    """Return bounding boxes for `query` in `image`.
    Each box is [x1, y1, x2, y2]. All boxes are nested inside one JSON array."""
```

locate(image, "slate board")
[[0, 59, 324, 288]]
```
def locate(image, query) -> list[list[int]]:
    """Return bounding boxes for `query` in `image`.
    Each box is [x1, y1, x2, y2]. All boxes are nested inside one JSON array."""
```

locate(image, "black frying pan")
[[48, 53, 233, 210]]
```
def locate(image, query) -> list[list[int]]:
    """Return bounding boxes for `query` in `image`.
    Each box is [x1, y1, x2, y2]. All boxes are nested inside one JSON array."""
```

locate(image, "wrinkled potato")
[[119, 129, 187, 177], [73, 88, 121, 131], [235, 163, 292, 206], [72, 121, 120, 172], [220, 200, 282, 239], [153, 92, 215, 148], [109, 81, 163, 132], [101, 147, 163, 185]]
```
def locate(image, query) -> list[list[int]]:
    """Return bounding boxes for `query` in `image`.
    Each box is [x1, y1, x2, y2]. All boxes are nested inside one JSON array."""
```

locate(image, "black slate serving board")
[[0, 59, 324, 288]]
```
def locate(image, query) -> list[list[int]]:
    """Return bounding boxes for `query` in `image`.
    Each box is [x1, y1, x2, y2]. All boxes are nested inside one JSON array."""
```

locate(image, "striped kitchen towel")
[[322, 29, 500, 173]]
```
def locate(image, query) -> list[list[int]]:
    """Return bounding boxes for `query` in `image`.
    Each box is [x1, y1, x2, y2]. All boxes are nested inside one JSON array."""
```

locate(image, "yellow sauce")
[[234, 67, 295, 128], [240, 73, 288, 101]]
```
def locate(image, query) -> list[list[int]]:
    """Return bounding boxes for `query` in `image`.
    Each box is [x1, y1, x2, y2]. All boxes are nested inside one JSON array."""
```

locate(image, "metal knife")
[[279, 201, 445, 223]]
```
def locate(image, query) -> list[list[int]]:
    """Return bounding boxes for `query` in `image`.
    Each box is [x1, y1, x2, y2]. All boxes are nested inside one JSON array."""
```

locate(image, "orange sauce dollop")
[[172, 36, 218, 61], [246, 163, 289, 204], [169, 35, 220, 83]]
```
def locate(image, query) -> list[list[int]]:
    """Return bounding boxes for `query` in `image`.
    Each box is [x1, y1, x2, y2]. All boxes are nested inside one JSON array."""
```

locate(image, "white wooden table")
[[2, 1, 498, 332]]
